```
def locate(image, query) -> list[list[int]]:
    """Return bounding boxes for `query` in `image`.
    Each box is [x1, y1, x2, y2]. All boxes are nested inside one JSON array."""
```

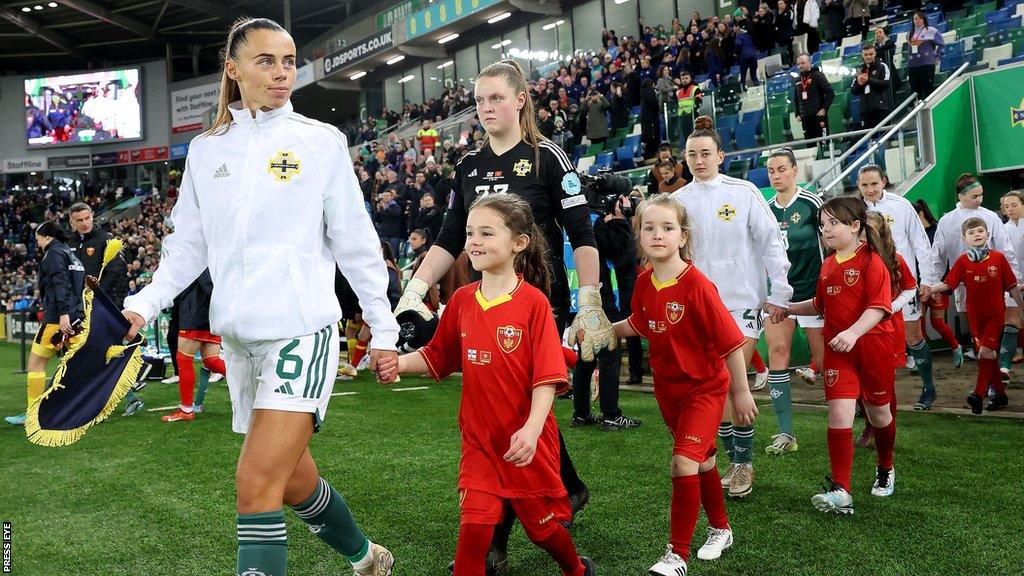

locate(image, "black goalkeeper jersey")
[[434, 139, 597, 315]]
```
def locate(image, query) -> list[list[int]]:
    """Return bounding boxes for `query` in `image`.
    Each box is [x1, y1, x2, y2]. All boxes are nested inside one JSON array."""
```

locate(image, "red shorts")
[[969, 316, 1002, 352], [923, 293, 949, 311], [459, 489, 570, 538], [822, 333, 896, 406], [654, 375, 728, 462], [179, 329, 221, 344], [889, 313, 907, 369]]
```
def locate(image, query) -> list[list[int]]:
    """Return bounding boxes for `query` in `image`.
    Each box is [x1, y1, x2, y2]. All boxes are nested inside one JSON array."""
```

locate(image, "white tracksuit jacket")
[[124, 101, 399, 348], [671, 174, 793, 310], [1004, 219, 1024, 277], [925, 205, 1020, 286], [864, 190, 934, 282]]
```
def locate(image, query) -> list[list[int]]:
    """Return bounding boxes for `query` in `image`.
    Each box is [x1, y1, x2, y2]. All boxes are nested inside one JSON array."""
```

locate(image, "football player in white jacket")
[[672, 116, 793, 501], [122, 18, 396, 576], [858, 165, 938, 409], [1000, 190, 1024, 364]]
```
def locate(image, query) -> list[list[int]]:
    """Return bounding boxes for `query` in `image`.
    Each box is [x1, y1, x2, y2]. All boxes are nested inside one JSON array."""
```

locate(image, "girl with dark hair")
[[121, 17, 399, 576], [906, 11, 944, 101], [383, 195, 594, 576], [788, 196, 900, 513]]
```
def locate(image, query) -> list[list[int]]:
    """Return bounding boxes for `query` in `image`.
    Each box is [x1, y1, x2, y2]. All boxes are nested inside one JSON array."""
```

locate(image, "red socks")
[[698, 468, 730, 530], [809, 360, 818, 373], [751, 351, 767, 373], [202, 355, 226, 375], [875, 419, 896, 470], [669, 475, 701, 561], [977, 358, 996, 397], [351, 340, 369, 368], [176, 351, 195, 410], [454, 523, 493, 576], [532, 526, 585, 576], [827, 427, 854, 492], [922, 315, 959, 349]]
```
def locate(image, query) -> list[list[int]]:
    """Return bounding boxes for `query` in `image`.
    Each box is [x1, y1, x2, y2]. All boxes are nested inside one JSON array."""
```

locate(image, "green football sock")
[[909, 339, 934, 393], [718, 422, 735, 462], [237, 510, 287, 576], [999, 326, 1018, 371], [733, 425, 755, 464], [768, 370, 794, 437], [291, 477, 369, 563], [194, 367, 211, 408]]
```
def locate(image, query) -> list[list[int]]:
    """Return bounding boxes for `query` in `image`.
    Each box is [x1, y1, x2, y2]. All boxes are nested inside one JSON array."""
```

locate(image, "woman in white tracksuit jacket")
[[924, 174, 1021, 375], [122, 18, 397, 576], [672, 116, 792, 499]]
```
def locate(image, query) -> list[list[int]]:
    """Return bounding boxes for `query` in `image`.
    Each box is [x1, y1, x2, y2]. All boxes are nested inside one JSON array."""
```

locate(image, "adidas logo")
[[213, 164, 230, 179], [467, 168, 478, 178], [274, 382, 294, 395]]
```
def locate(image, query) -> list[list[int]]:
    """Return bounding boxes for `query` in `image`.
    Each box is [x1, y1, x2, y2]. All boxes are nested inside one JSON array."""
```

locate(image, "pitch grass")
[[1, 342, 1022, 576]]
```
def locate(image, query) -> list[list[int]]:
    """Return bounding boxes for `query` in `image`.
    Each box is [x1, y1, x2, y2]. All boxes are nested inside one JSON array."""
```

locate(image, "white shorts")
[[793, 314, 825, 329], [731, 308, 764, 340], [223, 324, 339, 434], [902, 295, 922, 322]]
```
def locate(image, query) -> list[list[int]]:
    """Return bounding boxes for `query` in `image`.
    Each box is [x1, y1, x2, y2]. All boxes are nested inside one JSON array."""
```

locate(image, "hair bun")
[[694, 115, 714, 131]]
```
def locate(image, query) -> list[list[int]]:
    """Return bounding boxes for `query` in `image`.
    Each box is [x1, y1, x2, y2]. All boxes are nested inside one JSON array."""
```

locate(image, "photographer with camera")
[[571, 184, 642, 432]]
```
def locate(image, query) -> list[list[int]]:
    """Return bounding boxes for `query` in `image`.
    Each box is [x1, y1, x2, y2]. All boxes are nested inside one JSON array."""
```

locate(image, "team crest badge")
[[665, 301, 685, 324], [1012, 98, 1024, 128], [717, 203, 736, 222], [824, 369, 839, 387], [268, 151, 301, 182], [513, 159, 532, 176], [790, 212, 801, 224], [497, 325, 523, 353], [86, 247, 95, 257], [844, 268, 860, 286], [885, 214, 895, 226], [988, 265, 998, 277]]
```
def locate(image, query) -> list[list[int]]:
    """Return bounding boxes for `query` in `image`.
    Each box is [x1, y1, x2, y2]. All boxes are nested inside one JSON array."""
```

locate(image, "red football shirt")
[[627, 264, 745, 385], [813, 244, 893, 340], [886, 254, 917, 367], [418, 276, 568, 499], [944, 250, 1016, 324]]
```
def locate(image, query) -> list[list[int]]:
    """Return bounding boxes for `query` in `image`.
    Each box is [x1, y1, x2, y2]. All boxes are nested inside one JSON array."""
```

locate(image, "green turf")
[[1, 340, 1022, 575]]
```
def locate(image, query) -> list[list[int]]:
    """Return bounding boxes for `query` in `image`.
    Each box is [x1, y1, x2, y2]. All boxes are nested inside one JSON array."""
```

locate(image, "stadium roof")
[[0, 0, 379, 79]]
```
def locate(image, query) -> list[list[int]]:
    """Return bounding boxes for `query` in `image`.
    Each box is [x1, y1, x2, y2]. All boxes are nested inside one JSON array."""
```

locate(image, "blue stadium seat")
[[572, 144, 587, 163], [843, 45, 862, 57], [927, 11, 944, 25], [819, 41, 837, 52], [747, 167, 770, 188], [629, 105, 641, 117], [998, 55, 1024, 65], [988, 16, 1021, 32], [946, 40, 965, 56], [934, 20, 949, 32], [734, 120, 758, 149], [717, 114, 739, 130], [986, 7, 1011, 23], [892, 21, 913, 34], [615, 146, 637, 170], [623, 134, 642, 158], [589, 151, 615, 175], [848, 97, 861, 127], [741, 108, 765, 129]]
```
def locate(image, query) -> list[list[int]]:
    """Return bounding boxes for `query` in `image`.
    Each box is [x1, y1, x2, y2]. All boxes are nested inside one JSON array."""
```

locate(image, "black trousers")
[[626, 336, 644, 380], [571, 346, 623, 419], [861, 109, 889, 130], [800, 114, 828, 139], [908, 65, 936, 101], [167, 301, 180, 376]]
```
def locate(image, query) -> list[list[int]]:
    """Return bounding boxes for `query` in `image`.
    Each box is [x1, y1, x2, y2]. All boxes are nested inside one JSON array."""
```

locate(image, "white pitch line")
[[331, 391, 359, 397], [146, 404, 179, 412], [391, 386, 429, 392]]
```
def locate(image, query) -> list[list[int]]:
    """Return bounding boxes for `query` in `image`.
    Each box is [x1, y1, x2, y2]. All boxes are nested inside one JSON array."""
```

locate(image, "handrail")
[[820, 62, 969, 195], [723, 126, 887, 158], [807, 93, 918, 188]]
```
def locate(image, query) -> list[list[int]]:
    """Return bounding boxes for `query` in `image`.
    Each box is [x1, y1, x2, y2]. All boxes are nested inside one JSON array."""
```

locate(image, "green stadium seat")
[[972, 1, 996, 16]]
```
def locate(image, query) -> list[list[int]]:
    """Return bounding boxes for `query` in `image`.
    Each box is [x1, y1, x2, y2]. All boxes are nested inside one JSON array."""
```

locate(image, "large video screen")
[[24, 68, 142, 148]]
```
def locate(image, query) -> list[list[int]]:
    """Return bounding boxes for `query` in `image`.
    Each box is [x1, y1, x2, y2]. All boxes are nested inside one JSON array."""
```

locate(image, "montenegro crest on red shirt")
[[824, 369, 840, 387], [844, 268, 860, 286], [665, 301, 685, 324], [497, 325, 523, 353], [988, 265, 998, 277]]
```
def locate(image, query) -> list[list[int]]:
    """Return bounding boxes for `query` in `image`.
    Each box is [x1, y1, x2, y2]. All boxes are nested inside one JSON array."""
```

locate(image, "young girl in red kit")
[[788, 196, 900, 514], [596, 194, 758, 575], [379, 194, 593, 576], [928, 217, 1024, 414]]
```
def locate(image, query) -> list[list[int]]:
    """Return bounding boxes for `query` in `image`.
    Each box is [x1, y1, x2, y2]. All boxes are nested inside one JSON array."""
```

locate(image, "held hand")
[[121, 310, 146, 341], [829, 329, 860, 353], [764, 302, 789, 324], [918, 284, 932, 300], [504, 424, 542, 467], [568, 286, 617, 362], [394, 278, 434, 322], [731, 390, 759, 426], [817, 109, 826, 117], [59, 314, 74, 336], [368, 349, 399, 384]]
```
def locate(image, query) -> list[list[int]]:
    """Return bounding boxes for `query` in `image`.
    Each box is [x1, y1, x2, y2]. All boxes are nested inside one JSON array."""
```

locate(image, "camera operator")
[[571, 182, 642, 431]]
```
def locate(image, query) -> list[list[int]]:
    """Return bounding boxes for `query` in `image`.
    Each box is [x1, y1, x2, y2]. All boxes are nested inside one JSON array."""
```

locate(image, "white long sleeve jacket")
[[864, 190, 934, 283], [926, 205, 1020, 286], [671, 174, 793, 310], [124, 101, 400, 348], [1004, 219, 1024, 279]]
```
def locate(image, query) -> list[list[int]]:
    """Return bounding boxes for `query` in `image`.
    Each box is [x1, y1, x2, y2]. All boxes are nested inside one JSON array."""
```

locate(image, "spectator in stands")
[[735, 26, 760, 87], [552, 116, 575, 154], [675, 71, 702, 144], [797, 0, 821, 54], [706, 37, 727, 87], [843, 0, 872, 38], [775, 0, 797, 65], [656, 159, 687, 193], [751, 3, 776, 52], [852, 43, 892, 129], [411, 192, 443, 243], [373, 188, 404, 259], [416, 119, 439, 153], [548, 98, 568, 126], [608, 82, 631, 134], [583, 89, 611, 145], [538, 107, 555, 139], [647, 144, 688, 188], [640, 78, 661, 160], [906, 10, 944, 101], [793, 53, 835, 139], [874, 26, 901, 101], [820, 0, 845, 42], [656, 66, 676, 105]]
